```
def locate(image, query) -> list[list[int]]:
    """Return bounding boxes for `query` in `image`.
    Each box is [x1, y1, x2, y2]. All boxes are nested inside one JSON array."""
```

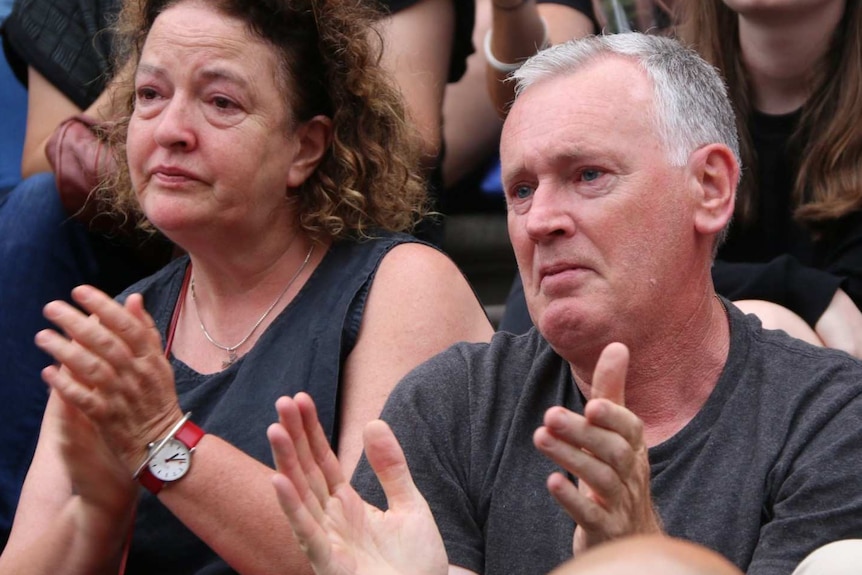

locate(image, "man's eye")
[[581, 169, 602, 182], [513, 185, 534, 199]]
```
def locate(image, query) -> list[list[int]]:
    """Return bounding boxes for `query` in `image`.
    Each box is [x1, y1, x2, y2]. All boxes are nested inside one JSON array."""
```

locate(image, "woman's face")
[[127, 0, 306, 241]]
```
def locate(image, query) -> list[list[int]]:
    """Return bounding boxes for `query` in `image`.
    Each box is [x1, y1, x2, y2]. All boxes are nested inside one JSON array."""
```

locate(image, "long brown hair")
[[107, 0, 427, 239], [677, 0, 862, 231]]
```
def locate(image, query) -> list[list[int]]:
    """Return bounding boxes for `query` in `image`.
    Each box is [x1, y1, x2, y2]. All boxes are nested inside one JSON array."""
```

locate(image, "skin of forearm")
[[154, 435, 315, 575], [0, 500, 130, 575]]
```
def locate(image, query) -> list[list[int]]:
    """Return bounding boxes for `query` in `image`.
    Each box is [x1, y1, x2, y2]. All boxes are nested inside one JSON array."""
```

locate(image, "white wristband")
[[484, 17, 550, 74]]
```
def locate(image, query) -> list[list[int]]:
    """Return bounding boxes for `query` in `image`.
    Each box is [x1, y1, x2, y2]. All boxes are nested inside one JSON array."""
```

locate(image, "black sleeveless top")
[[122, 231, 419, 574]]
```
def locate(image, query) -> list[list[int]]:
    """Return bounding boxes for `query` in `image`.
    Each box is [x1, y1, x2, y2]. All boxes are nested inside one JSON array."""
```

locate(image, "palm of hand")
[[312, 482, 447, 575]]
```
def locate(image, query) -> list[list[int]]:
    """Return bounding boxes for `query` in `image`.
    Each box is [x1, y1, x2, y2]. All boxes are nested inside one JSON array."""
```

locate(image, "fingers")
[[268, 421, 333, 563], [43, 286, 160, 361], [364, 420, 425, 511], [589, 342, 629, 406], [534, 411, 629, 505], [546, 471, 604, 527], [275, 394, 343, 504]]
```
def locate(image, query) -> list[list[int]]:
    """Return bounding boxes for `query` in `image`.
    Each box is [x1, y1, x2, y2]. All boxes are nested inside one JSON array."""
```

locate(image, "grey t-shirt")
[[353, 302, 862, 575]]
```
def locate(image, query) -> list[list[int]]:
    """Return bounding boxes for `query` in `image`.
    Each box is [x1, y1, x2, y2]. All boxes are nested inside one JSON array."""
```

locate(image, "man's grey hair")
[[512, 33, 742, 178]]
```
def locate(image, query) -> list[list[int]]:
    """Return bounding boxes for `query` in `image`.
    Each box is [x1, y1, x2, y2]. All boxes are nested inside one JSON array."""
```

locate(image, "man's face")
[[501, 57, 699, 358]]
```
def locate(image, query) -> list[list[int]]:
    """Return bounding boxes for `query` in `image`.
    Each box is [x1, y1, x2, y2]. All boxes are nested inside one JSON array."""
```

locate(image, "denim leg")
[[0, 174, 98, 546], [0, 36, 27, 191]]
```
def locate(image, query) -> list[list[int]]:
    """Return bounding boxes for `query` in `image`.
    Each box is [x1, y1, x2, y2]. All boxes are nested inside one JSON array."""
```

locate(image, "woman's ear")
[[286, 115, 333, 188], [689, 143, 738, 236]]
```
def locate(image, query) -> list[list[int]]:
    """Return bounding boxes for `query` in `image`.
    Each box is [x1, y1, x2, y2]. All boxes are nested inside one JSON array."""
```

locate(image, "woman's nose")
[[153, 96, 198, 150]]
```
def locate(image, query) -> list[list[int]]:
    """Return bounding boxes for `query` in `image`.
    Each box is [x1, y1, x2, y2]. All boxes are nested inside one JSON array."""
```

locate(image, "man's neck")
[[570, 294, 730, 448], [737, 3, 843, 115]]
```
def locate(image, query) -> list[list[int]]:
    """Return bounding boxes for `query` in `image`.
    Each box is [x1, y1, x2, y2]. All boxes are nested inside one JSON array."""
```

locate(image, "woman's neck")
[[737, 1, 844, 115]]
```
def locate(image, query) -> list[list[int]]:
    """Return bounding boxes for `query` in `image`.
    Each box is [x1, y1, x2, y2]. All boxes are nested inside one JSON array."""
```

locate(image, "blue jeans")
[[0, 174, 98, 547], [0, 30, 27, 191]]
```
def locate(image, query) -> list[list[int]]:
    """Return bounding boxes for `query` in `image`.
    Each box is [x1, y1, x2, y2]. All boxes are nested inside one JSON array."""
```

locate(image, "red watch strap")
[[139, 469, 165, 494], [175, 420, 205, 449]]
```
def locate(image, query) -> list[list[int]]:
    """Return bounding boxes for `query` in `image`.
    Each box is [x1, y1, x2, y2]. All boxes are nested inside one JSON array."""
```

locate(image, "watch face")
[[148, 438, 192, 482]]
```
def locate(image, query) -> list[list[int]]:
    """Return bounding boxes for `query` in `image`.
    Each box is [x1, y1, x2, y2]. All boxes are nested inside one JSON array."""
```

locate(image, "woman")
[[677, 0, 862, 354], [0, 0, 493, 572]]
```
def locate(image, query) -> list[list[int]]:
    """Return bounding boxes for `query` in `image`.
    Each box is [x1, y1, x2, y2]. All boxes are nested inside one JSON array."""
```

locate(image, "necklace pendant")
[[222, 350, 238, 369]]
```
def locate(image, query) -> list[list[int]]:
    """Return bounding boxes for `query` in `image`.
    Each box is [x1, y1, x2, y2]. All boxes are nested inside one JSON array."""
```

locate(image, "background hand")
[[815, 288, 862, 358], [268, 393, 447, 575], [534, 342, 662, 554]]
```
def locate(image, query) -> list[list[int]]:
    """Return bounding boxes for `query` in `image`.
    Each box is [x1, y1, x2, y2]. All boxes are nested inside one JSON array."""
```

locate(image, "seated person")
[[0, 0, 493, 572], [497, 0, 862, 360], [267, 33, 862, 575]]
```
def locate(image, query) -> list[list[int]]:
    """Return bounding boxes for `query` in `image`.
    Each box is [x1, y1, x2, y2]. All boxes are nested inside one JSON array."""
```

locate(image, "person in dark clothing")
[[499, 0, 862, 359], [267, 34, 862, 575]]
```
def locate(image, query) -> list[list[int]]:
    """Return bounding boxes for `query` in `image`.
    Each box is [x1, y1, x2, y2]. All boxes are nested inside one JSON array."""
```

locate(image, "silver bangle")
[[132, 412, 193, 479], [484, 16, 550, 74]]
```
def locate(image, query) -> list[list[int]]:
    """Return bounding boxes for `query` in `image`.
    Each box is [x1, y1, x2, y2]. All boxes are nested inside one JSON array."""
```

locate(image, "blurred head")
[[108, 0, 426, 240], [549, 535, 743, 575], [501, 34, 738, 359], [678, 0, 862, 226]]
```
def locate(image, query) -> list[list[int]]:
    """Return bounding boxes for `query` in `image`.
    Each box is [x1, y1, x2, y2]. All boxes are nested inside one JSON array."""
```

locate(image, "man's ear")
[[286, 115, 334, 189], [688, 143, 738, 235]]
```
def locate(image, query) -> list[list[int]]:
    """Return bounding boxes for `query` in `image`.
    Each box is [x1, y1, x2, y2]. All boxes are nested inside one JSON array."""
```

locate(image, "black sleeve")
[[2, 0, 118, 109], [712, 210, 862, 327]]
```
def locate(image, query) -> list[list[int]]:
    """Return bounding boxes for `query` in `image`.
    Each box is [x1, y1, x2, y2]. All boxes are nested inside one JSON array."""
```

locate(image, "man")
[[266, 33, 862, 575]]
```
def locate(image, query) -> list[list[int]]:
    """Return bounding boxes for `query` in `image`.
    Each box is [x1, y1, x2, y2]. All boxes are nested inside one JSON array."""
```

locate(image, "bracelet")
[[483, 17, 550, 74], [132, 412, 193, 479]]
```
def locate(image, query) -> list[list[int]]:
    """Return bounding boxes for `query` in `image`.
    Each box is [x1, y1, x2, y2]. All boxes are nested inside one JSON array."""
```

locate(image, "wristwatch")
[[138, 419, 205, 495]]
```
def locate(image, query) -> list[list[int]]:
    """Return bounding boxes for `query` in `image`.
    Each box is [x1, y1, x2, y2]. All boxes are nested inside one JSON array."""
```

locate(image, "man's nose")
[[524, 184, 575, 241]]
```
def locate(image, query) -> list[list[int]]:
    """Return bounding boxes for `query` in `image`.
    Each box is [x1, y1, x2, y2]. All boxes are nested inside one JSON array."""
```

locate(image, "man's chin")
[[535, 300, 609, 354]]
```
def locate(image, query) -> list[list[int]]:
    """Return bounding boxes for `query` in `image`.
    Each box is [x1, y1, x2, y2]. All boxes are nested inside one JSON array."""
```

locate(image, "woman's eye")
[[136, 87, 159, 101], [513, 185, 534, 200], [581, 169, 602, 182], [212, 96, 236, 109]]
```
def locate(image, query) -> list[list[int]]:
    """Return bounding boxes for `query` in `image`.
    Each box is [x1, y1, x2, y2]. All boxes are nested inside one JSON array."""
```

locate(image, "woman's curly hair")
[[105, 0, 428, 239]]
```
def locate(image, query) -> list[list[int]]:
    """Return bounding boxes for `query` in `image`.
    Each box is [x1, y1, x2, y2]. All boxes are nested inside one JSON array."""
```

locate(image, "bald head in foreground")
[[550, 536, 743, 575]]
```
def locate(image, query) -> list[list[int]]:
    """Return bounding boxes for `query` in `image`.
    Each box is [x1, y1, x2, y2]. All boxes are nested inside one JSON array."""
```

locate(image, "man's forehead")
[[501, 58, 655, 158], [508, 55, 652, 120]]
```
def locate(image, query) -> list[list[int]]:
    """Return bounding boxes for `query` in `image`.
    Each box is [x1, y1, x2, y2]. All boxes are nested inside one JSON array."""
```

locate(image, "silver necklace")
[[191, 244, 314, 368]]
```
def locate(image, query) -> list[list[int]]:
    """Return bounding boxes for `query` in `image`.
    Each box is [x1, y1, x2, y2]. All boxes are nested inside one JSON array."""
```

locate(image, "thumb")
[[364, 420, 424, 510], [589, 342, 629, 406]]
